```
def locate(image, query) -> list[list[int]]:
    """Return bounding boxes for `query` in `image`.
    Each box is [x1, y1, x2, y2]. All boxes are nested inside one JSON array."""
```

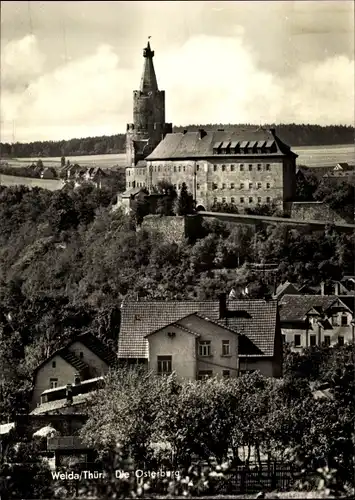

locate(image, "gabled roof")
[[76, 332, 117, 366], [274, 281, 299, 298], [279, 295, 351, 322], [118, 299, 278, 358], [146, 128, 296, 161]]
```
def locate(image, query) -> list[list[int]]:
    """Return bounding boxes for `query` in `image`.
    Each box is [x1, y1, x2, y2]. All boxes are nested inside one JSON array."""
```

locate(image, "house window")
[[338, 336, 344, 346], [249, 197, 253, 203], [266, 183, 271, 189], [231, 197, 235, 204], [199, 341, 211, 357], [79, 352, 84, 359], [222, 183, 226, 189], [341, 314, 348, 326], [257, 164, 262, 171], [222, 165, 226, 172], [249, 183, 253, 189], [324, 335, 331, 346], [222, 340, 230, 356], [257, 197, 262, 204], [222, 197, 226, 203], [266, 164, 270, 170], [230, 164, 235, 171], [266, 197, 271, 203], [240, 164, 244, 171], [230, 182, 235, 189], [213, 165, 217, 172], [50, 378, 58, 389], [198, 370, 213, 380], [157, 356, 172, 375], [240, 182, 244, 189], [257, 182, 262, 189], [223, 370, 230, 378], [240, 197, 244, 203], [294, 334, 301, 347], [52, 361, 56, 368], [248, 164, 252, 171], [310, 335, 316, 346], [332, 315, 338, 326]]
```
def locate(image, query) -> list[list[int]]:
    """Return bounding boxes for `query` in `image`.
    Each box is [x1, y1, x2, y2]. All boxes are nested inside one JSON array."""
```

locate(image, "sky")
[[1, 1, 354, 143]]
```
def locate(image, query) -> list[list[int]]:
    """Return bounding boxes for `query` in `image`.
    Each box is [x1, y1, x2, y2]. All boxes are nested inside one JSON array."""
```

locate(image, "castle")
[[121, 40, 298, 212]]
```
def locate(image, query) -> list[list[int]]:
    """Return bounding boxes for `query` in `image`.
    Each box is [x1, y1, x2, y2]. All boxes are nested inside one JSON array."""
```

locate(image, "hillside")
[[0, 124, 353, 158]]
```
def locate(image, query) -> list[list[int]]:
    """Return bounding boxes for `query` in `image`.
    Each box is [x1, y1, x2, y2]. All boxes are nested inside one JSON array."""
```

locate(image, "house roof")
[[76, 332, 117, 366], [274, 281, 299, 298], [40, 376, 105, 396], [146, 128, 296, 161], [120, 187, 143, 198], [297, 166, 334, 180], [30, 392, 95, 415], [118, 299, 278, 358], [279, 295, 351, 322]]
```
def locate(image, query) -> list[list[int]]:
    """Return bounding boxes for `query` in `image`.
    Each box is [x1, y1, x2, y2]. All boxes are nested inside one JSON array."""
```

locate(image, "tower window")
[[196, 164, 200, 171], [197, 183, 200, 190]]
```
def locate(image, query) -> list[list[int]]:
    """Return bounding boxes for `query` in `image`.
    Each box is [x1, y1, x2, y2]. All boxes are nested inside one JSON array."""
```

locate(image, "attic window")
[[52, 361, 56, 368], [79, 352, 84, 359]]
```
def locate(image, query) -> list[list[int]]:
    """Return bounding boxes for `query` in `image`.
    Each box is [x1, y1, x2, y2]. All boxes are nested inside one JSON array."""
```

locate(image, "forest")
[[0, 181, 354, 424], [0, 124, 353, 158]]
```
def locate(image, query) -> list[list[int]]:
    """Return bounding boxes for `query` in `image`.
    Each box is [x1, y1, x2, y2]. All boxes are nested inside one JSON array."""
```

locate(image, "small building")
[[279, 294, 354, 349], [31, 332, 117, 410], [40, 167, 57, 179], [118, 295, 283, 378]]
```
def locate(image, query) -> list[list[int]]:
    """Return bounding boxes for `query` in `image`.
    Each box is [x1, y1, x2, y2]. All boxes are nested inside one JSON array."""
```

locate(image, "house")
[[40, 167, 57, 179], [31, 332, 117, 409], [118, 295, 283, 378], [279, 294, 354, 349], [273, 281, 299, 299]]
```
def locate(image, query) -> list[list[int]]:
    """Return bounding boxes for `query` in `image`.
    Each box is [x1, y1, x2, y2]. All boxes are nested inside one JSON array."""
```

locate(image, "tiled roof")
[[77, 333, 117, 366], [279, 295, 351, 322], [146, 129, 296, 160], [118, 299, 278, 358], [30, 392, 95, 415], [60, 350, 90, 374], [274, 281, 299, 298]]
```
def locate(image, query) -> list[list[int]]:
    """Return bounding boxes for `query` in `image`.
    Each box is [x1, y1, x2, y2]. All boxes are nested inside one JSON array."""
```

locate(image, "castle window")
[[197, 183, 200, 190], [178, 166, 181, 172], [222, 197, 226, 203], [231, 197, 235, 204], [266, 183, 271, 189], [230, 182, 235, 189], [158, 166, 161, 172], [266, 164, 270, 170], [183, 166, 186, 172], [240, 182, 244, 189], [196, 164, 200, 171], [213, 165, 217, 172], [222, 165, 226, 172], [240, 164, 244, 171], [266, 197, 271, 203], [257, 164, 262, 171], [212, 183, 218, 190], [249, 164, 252, 171], [249, 183, 253, 189], [128, 182, 131, 187], [257, 182, 262, 189], [174, 166, 176, 172], [257, 197, 262, 203], [230, 164, 235, 171], [213, 197, 218, 204], [222, 183, 226, 189], [240, 197, 244, 203], [249, 197, 253, 203]]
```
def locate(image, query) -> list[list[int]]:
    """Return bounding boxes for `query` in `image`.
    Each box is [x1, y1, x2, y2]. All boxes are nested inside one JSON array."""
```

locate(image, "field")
[[2, 144, 354, 170]]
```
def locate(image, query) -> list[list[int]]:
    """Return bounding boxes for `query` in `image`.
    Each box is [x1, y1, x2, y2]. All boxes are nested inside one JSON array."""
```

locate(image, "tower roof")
[[140, 40, 158, 92]]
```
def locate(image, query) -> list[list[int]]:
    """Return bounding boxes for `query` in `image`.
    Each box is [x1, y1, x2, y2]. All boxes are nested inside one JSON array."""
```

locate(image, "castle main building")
[[123, 41, 298, 211]]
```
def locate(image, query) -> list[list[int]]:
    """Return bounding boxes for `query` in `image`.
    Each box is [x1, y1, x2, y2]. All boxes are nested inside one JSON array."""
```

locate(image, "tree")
[[60, 156, 66, 168], [174, 183, 194, 216], [130, 188, 150, 225]]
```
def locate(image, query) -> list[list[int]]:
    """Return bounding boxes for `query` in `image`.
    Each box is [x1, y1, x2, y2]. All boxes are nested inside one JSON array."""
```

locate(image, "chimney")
[[219, 293, 227, 319], [74, 373, 81, 386], [66, 383, 73, 405], [198, 128, 207, 139]]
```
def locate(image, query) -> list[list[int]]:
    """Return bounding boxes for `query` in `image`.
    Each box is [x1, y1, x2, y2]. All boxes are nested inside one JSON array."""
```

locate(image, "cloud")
[[0, 33, 354, 143]]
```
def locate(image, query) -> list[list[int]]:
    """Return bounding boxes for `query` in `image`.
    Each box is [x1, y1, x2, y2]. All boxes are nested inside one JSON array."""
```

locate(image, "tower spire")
[[140, 38, 158, 92]]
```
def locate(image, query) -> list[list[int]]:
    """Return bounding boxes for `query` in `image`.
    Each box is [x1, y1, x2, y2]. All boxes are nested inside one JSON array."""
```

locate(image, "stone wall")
[[288, 201, 350, 224], [140, 214, 202, 244]]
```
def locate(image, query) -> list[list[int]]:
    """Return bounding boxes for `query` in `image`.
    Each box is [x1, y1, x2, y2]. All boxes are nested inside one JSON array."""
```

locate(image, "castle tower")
[[126, 40, 172, 167]]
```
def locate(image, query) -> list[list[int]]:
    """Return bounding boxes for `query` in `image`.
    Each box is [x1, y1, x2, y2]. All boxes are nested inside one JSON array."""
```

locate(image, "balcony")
[[47, 436, 89, 451]]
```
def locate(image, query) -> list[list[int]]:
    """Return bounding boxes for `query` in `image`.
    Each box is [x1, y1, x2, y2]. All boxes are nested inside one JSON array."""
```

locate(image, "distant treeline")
[[0, 124, 353, 158]]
